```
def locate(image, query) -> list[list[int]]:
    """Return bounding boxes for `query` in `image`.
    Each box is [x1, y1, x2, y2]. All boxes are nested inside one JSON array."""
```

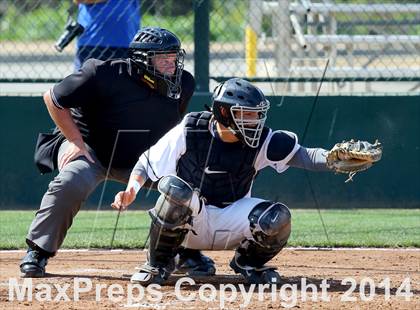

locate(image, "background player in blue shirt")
[[75, 0, 140, 70]]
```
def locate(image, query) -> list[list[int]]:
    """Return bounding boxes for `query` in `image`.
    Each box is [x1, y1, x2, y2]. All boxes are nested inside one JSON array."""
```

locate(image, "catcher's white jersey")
[[137, 115, 301, 250], [138, 116, 301, 183]]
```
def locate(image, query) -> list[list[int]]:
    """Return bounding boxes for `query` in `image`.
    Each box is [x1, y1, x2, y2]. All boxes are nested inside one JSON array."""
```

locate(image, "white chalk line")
[[1, 247, 419, 254]]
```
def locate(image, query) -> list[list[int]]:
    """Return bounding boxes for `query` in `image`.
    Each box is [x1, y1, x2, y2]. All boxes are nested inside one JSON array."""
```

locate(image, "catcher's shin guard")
[[147, 214, 189, 268], [132, 175, 201, 284], [230, 201, 291, 284]]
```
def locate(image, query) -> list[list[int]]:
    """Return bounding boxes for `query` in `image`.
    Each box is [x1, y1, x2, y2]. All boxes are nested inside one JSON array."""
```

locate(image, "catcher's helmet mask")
[[212, 78, 270, 148], [129, 27, 185, 99]]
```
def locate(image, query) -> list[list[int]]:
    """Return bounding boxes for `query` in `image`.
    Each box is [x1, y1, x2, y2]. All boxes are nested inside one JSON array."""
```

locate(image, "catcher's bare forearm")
[[132, 160, 150, 184], [287, 147, 331, 171], [43, 90, 84, 145], [112, 173, 146, 210]]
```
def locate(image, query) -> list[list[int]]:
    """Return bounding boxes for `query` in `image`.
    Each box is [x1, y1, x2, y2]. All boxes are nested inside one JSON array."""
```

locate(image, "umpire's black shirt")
[[51, 58, 195, 169]]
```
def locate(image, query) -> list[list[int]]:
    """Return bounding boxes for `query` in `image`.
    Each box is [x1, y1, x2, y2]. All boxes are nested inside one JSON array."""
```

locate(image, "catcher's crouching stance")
[[132, 175, 291, 285], [112, 78, 382, 285]]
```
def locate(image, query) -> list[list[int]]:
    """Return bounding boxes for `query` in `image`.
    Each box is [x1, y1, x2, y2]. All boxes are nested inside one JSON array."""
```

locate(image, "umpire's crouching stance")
[[20, 27, 214, 278], [113, 78, 381, 285]]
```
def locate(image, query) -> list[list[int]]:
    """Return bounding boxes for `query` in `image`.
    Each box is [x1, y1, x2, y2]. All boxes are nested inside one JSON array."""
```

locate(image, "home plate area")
[[1, 249, 419, 309]]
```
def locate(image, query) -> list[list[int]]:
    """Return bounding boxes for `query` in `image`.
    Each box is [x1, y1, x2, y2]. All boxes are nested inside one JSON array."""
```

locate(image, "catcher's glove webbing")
[[326, 139, 382, 182]]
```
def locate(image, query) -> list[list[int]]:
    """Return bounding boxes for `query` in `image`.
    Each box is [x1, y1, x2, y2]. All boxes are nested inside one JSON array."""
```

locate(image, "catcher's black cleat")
[[20, 248, 49, 278], [174, 248, 216, 276], [130, 261, 174, 286], [229, 255, 281, 285]]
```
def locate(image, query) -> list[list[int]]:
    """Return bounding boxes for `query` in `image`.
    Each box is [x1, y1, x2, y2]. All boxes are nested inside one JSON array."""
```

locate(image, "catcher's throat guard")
[[326, 139, 383, 182]]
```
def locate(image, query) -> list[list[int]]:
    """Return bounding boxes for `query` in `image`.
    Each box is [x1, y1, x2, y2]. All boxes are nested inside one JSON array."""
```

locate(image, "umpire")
[[20, 27, 195, 277]]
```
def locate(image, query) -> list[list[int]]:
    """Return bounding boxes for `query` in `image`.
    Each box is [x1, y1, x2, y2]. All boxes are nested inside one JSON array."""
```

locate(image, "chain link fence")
[[209, 0, 420, 93], [1, 0, 419, 94]]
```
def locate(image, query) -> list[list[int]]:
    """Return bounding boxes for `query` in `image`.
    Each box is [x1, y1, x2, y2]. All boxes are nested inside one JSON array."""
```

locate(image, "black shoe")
[[20, 248, 49, 278], [174, 248, 216, 276], [229, 255, 281, 284]]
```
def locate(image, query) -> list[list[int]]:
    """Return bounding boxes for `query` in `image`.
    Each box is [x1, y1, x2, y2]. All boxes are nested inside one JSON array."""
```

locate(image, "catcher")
[[112, 78, 382, 285]]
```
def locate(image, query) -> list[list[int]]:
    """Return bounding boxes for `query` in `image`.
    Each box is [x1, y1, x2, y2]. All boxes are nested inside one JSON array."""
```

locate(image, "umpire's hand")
[[59, 139, 95, 170], [112, 188, 137, 211]]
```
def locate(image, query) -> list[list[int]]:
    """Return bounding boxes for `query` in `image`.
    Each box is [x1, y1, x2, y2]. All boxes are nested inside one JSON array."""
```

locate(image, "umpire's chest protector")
[[177, 112, 268, 208]]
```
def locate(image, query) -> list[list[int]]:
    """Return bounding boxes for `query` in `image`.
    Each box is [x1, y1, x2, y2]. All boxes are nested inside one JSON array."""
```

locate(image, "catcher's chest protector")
[[177, 111, 268, 208]]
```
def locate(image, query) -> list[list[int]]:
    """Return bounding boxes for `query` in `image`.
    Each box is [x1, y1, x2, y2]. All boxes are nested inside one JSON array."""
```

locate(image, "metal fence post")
[[275, 0, 292, 77], [246, 0, 263, 78], [194, 0, 210, 92]]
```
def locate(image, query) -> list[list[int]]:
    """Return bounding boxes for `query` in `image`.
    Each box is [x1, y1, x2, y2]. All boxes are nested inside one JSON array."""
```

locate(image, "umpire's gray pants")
[[26, 140, 131, 254]]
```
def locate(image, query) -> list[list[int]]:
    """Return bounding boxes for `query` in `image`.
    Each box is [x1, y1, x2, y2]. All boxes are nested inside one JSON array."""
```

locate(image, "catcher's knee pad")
[[148, 175, 201, 267], [248, 201, 291, 250], [149, 175, 201, 229], [233, 201, 291, 268]]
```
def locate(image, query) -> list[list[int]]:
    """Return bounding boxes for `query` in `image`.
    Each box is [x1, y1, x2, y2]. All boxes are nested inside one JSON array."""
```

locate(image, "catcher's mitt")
[[326, 139, 382, 182]]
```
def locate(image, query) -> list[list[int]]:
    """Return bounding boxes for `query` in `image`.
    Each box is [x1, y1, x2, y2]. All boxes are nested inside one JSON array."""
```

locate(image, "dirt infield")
[[1, 249, 419, 309]]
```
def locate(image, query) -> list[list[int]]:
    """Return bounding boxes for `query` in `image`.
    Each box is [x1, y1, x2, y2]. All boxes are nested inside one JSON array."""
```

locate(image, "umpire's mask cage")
[[230, 102, 270, 148], [146, 49, 185, 99]]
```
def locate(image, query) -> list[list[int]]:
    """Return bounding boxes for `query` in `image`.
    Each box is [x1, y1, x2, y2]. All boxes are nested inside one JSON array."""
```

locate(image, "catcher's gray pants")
[[26, 140, 131, 254]]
